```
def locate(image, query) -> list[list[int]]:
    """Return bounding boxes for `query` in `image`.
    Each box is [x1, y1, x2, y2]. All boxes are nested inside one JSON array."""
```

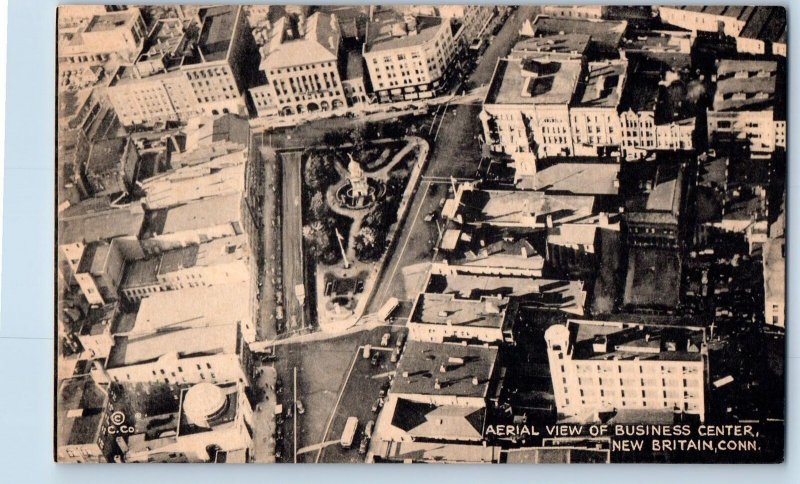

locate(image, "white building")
[[707, 60, 783, 155], [250, 12, 348, 118], [58, 7, 147, 64], [570, 60, 627, 157], [363, 9, 458, 102], [107, 6, 251, 126], [407, 292, 517, 344], [545, 320, 708, 422]]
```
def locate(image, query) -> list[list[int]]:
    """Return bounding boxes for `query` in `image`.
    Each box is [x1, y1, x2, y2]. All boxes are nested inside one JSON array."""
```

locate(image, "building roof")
[[511, 34, 591, 58], [196, 6, 239, 62], [506, 444, 610, 463], [365, 10, 446, 53], [666, 5, 756, 21], [128, 282, 250, 335], [454, 188, 597, 227], [527, 163, 620, 195], [76, 240, 111, 275], [426, 268, 586, 315], [59, 202, 145, 245], [574, 60, 626, 108], [86, 137, 129, 174], [712, 60, 779, 112], [392, 341, 497, 398], [144, 193, 241, 236], [379, 440, 499, 463], [85, 9, 138, 32], [409, 292, 515, 331], [763, 235, 785, 308], [547, 224, 599, 248], [345, 49, 365, 80], [484, 57, 582, 105], [388, 397, 485, 441], [260, 12, 340, 70], [618, 70, 660, 113], [664, 4, 786, 43], [565, 319, 705, 362], [57, 376, 108, 448], [527, 16, 627, 50]]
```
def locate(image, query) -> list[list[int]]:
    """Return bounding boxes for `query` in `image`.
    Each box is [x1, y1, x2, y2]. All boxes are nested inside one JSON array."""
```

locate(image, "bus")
[[340, 417, 359, 449], [377, 297, 400, 322]]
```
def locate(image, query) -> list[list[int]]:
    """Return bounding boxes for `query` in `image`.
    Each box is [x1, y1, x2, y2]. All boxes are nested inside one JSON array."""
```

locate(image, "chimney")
[[520, 245, 529, 258], [439, 364, 447, 373], [434, 378, 441, 390], [595, 77, 605, 98], [402, 371, 409, 378], [599, 212, 609, 226], [546, 214, 553, 228], [472, 377, 479, 386], [485, 300, 500, 314]]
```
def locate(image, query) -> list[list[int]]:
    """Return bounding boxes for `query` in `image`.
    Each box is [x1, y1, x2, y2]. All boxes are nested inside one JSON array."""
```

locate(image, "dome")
[[183, 382, 226, 427]]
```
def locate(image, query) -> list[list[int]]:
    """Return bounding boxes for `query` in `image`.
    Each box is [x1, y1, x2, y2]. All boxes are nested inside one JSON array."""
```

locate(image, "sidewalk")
[[251, 364, 277, 463]]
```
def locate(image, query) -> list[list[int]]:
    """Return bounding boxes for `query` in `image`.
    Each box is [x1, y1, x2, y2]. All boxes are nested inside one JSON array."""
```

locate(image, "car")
[[296, 400, 305, 415], [359, 438, 369, 455], [395, 333, 405, 348], [275, 448, 282, 460], [423, 211, 436, 222], [286, 405, 293, 419], [390, 349, 399, 363], [371, 398, 381, 413], [364, 420, 375, 438], [380, 333, 391, 347], [371, 352, 381, 367], [378, 388, 386, 398]]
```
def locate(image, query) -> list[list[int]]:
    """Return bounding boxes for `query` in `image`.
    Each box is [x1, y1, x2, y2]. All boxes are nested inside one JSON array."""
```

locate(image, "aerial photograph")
[[55, 5, 786, 464]]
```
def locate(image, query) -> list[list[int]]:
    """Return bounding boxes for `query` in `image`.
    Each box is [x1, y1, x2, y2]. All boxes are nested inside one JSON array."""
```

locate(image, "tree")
[[305, 154, 336, 190], [308, 191, 329, 221], [323, 129, 349, 147], [303, 223, 341, 265], [354, 226, 384, 262]]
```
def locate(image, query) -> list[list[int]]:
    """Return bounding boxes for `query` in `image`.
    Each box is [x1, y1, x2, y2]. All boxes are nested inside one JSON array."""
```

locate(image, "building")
[[140, 193, 248, 253], [58, 8, 147, 64], [625, 167, 685, 249], [546, 223, 601, 273], [620, 30, 694, 68], [658, 6, 786, 57], [120, 235, 250, 302], [83, 136, 140, 196], [250, 12, 348, 118], [520, 15, 627, 57], [140, 154, 245, 209], [707, 60, 784, 155], [437, 5, 494, 46], [58, 200, 146, 283], [425, 263, 588, 316], [763, 209, 785, 329], [545, 320, 708, 422], [56, 376, 117, 463], [73, 239, 126, 306], [481, 57, 583, 174], [510, 34, 590, 61], [124, 382, 253, 463], [170, 113, 250, 168], [570, 60, 627, 157], [107, 6, 252, 126], [524, 162, 620, 195], [363, 9, 459, 102], [542, 5, 606, 20], [407, 292, 517, 344]]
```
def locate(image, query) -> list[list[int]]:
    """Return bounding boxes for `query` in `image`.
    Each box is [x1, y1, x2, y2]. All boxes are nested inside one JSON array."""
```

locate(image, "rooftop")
[[195, 6, 239, 63], [526, 15, 627, 50], [59, 202, 145, 246], [739, 7, 786, 43], [547, 224, 599, 248], [763, 235, 785, 306], [453, 187, 597, 227], [485, 57, 582, 105], [76, 240, 111, 275], [143, 193, 241, 237], [365, 10, 445, 53], [526, 162, 620, 195], [260, 12, 340, 70], [57, 376, 108, 447], [387, 397, 485, 441], [392, 341, 497, 398], [574, 60, 626, 108], [86, 137, 129, 174], [511, 33, 591, 58], [713, 59, 779, 112], [409, 292, 515, 330], [85, 9, 138, 33], [565, 319, 705, 362]]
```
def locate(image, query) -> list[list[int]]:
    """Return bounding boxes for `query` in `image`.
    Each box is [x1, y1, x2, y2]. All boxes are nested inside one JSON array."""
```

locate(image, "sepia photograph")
[[55, 4, 786, 464]]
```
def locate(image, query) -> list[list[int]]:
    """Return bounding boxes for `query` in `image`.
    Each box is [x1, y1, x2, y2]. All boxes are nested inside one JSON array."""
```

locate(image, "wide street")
[[279, 150, 308, 333]]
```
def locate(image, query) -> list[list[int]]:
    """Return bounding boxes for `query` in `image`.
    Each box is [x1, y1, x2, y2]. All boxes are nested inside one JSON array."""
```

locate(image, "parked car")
[[296, 399, 305, 415], [371, 398, 381, 413], [381, 333, 391, 347], [359, 437, 369, 455], [390, 349, 399, 363], [365, 420, 375, 438], [396, 333, 405, 348], [371, 352, 381, 367]]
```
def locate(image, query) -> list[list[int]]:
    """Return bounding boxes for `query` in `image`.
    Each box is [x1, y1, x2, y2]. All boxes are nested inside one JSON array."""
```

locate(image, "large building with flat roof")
[[407, 292, 517, 344], [58, 7, 146, 64], [107, 6, 252, 126], [363, 9, 459, 102], [56, 376, 117, 463], [545, 320, 708, 422]]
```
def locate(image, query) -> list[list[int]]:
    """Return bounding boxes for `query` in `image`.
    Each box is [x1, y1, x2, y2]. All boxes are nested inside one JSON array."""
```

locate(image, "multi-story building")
[[83, 136, 140, 196], [763, 210, 785, 329], [140, 155, 245, 209], [658, 6, 786, 57], [520, 15, 627, 57], [107, 6, 252, 126], [363, 9, 459, 102], [120, 235, 250, 303], [510, 34, 590, 61], [570, 60, 627, 157], [545, 320, 708, 422], [542, 5, 606, 20], [707, 60, 784, 156], [437, 5, 495, 46], [481, 57, 583, 175], [625, 167, 685, 249], [73, 239, 126, 306], [250, 12, 348, 118], [407, 292, 517, 344], [58, 7, 147, 64], [56, 376, 118, 463], [124, 382, 254, 463], [140, 193, 248, 253]]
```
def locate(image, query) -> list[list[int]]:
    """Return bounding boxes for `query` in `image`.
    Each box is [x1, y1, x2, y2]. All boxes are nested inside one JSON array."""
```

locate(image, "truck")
[[377, 297, 400, 322], [341, 417, 359, 449]]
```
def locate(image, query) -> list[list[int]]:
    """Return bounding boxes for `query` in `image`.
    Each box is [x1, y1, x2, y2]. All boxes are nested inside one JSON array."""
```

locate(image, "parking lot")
[[316, 330, 405, 463]]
